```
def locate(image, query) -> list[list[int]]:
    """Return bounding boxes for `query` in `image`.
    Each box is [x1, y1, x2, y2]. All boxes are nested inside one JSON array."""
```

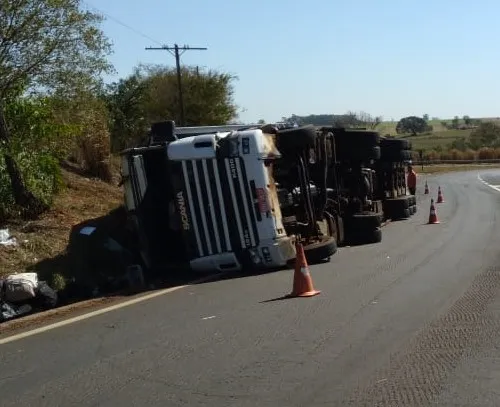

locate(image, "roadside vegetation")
[[1, 0, 499, 296]]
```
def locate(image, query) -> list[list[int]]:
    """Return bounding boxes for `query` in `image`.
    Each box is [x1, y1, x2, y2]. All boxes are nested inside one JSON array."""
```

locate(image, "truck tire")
[[381, 149, 412, 162], [384, 197, 410, 220], [303, 236, 337, 264], [346, 226, 383, 245], [364, 227, 382, 244], [336, 145, 381, 161], [380, 138, 410, 150], [276, 125, 317, 154], [347, 212, 382, 230], [334, 130, 380, 161], [336, 130, 380, 147]]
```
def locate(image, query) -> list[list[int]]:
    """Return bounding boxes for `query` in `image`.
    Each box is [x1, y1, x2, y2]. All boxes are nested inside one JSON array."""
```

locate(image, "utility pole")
[[145, 44, 207, 126]]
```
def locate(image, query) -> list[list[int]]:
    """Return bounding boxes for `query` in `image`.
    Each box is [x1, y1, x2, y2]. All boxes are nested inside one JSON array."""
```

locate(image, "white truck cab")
[[121, 123, 297, 273]]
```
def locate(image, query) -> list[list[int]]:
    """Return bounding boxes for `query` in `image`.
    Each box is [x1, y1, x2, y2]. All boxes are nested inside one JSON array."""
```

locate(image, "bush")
[[469, 122, 500, 149], [54, 95, 113, 182], [477, 147, 496, 160], [0, 155, 15, 219], [463, 149, 477, 160], [77, 104, 113, 182], [424, 150, 440, 161], [440, 149, 464, 160], [0, 98, 67, 219]]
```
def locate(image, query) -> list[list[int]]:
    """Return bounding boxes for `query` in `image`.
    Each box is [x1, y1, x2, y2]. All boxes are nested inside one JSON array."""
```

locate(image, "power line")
[[145, 44, 208, 126], [81, 1, 163, 46]]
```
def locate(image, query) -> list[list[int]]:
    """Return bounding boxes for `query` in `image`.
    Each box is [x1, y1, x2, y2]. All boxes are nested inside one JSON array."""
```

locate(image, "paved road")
[[2, 170, 500, 407]]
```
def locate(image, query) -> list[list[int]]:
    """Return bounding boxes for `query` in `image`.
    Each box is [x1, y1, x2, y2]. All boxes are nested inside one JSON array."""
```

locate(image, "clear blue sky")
[[84, 0, 500, 123]]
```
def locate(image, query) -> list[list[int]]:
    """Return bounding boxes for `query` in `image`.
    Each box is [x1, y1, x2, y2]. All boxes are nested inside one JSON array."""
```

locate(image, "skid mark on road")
[[477, 175, 500, 192], [347, 268, 500, 406]]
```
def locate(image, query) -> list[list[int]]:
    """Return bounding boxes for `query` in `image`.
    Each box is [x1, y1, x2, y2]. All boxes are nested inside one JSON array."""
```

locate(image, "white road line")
[[477, 174, 500, 192], [0, 273, 224, 346]]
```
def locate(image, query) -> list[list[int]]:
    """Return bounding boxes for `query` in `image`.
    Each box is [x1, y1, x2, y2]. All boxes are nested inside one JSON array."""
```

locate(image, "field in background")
[[376, 117, 500, 152], [418, 163, 500, 174]]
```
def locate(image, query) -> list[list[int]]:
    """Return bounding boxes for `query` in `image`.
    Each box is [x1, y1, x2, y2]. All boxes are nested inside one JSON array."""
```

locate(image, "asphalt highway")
[[2, 169, 500, 407]]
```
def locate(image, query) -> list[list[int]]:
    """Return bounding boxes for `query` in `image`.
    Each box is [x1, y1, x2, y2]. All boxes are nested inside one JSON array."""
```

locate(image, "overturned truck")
[[312, 127, 415, 246], [376, 137, 416, 220], [120, 121, 336, 274]]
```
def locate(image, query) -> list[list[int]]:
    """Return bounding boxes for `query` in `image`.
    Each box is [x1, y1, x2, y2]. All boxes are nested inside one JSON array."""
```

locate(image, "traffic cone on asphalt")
[[288, 241, 321, 298], [437, 186, 444, 203], [424, 181, 429, 194], [428, 199, 440, 224]]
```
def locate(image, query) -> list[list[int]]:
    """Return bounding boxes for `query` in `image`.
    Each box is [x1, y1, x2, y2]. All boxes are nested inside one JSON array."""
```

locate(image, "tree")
[[423, 114, 429, 121], [332, 112, 355, 128], [469, 122, 500, 149], [450, 137, 468, 151], [0, 0, 112, 217], [451, 116, 460, 129], [105, 65, 238, 148], [257, 119, 266, 125], [105, 71, 149, 152], [396, 116, 428, 136], [139, 64, 238, 126], [357, 111, 382, 129], [463, 115, 472, 126]]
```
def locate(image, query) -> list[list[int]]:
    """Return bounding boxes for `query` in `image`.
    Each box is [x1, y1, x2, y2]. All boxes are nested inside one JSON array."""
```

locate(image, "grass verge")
[[0, 163, 122, 284]]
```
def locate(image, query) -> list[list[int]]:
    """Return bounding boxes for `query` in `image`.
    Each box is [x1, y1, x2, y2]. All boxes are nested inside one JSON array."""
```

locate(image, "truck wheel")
[[336, 145, 381, 162], [412, 204, 417, 214], [346, 227, 382, 245], [364, 227, 382, 244], [334, 131, 380, 161], [336, 130, 380, 147], [303, 236, 337, 264], [380, 138, 411, 150], [276, 125, 317, 154], [381, 149, 412, 162], [384, 197, 410, 220], [347, 212, 382, 230]]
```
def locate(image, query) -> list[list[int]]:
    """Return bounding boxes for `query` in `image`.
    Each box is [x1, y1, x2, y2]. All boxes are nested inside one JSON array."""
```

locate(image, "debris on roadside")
[[0, 272, 58, 323], [0, 229, 17, 247]]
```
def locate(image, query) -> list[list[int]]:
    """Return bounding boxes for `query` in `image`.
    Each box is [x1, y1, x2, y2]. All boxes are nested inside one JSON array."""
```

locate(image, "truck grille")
[[180, 157, 259, 258]]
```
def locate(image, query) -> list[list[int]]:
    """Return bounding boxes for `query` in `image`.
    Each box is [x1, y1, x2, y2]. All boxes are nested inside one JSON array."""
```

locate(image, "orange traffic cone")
[[437, 186, 444, 203], [424, 181, 429, 194], [288, 241, 321, 298], [428, 199, 440, 224]]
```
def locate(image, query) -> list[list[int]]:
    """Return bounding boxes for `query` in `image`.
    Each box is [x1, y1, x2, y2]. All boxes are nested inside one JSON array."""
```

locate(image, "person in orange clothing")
[[407, 164, 417, 195]]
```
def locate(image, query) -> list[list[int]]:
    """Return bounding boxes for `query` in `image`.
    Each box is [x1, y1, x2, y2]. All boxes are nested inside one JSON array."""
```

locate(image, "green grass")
[[401, 129, 473, 151], [375, 117, 500, 152]]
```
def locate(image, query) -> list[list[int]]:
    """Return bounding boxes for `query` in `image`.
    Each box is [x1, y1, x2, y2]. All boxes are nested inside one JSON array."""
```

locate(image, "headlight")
[[248, 249, 262, 265]]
